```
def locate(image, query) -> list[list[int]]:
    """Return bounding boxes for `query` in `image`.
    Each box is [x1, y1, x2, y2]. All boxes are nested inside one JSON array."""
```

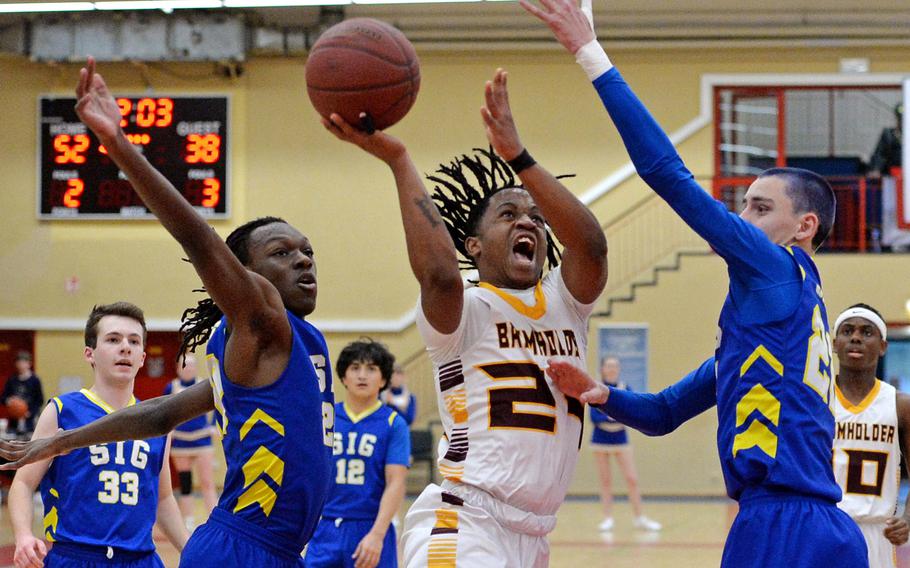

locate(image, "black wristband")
[[506, 148, 536, 174]]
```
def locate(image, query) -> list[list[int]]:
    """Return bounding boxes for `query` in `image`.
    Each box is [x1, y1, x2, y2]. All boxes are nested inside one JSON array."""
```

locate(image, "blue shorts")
[[723, 488, 868, 568], [180, 508, 303, 568], [590, 427, 627, 446], [304, 517, 397, 568], [46, 542, 163, 568]]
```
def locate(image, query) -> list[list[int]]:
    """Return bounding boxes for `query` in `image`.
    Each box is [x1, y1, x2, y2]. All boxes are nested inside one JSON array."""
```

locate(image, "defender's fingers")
[[519, 0, 550, 21]]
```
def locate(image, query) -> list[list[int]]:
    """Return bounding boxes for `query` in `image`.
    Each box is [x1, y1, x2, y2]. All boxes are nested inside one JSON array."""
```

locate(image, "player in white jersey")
[[324, 70, 608, 566], [832, 303, 910, 567]]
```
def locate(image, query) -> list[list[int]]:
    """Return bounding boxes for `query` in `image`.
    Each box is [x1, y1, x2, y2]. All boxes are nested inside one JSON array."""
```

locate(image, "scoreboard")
[[38, 95, 229, 220]]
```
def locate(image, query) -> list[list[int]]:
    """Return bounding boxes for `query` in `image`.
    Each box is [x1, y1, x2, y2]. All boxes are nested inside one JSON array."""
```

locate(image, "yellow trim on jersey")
[[343, 400, 383, 424], [239, 408, 285, 441], [732, 419, 779, 458], [740, 345, 784, 378], [477, 281, 546, 320], [428, 538, 457, 567], [735, 383, 781, 427], [835, 379, 882, 415], [241, 445, 285, 488], [52, 397, 62, 413], [79, 389, 137, 415], [43, 506, 58, 541], [388, 410, 398, 426], [234, 478, 279, 517]]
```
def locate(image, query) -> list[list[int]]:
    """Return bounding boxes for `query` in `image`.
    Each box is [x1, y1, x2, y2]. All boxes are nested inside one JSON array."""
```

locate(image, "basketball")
[[6, 397, 27, 420], [305, 18, 420, 131]]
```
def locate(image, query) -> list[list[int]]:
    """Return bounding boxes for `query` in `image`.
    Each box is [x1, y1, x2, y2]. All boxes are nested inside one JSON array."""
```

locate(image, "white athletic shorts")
[[401, 481, 556, 568], [857, 520, 897, 568]]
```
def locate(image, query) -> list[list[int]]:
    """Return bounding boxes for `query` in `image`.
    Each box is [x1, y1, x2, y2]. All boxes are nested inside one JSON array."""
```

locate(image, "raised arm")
[[547, 357, 717, 436], [519, 0, 796, 285], [481, 69, 607, 303], [75, 59, 289, 382], [322, 114, 464, 333], [0, 382, 214, 470]]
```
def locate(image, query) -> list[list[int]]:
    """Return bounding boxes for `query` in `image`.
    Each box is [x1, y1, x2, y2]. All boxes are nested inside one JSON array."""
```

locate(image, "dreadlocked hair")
[[178, 216, 288, 356], [426, 147, 563, 272]]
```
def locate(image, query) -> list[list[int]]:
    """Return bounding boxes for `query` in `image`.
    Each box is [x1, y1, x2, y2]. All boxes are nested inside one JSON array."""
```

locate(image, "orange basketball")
[[6, 397, 28, 420]]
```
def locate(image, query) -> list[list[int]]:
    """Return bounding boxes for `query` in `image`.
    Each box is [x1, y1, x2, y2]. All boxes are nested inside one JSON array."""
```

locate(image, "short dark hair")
[[14, 351, 31, 362], [758, 167, 836, 250], [335, 338, 395, 392], [85, 302, 147, 348]]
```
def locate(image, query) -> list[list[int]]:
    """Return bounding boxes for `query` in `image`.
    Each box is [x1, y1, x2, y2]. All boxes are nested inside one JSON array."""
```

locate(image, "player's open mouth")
[[115, 360, 132, 368], [512, 235, 536, 264]]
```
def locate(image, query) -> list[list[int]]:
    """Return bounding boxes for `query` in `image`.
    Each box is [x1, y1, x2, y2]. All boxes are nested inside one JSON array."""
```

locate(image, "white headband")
[[834, 307, 887, 340]]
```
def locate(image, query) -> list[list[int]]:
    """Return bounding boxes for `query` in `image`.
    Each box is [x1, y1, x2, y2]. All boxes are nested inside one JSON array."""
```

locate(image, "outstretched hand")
[[546, 359, 609, 405], [75, 57, 124, 142], [519, 0, 596, 54], [321, 113, 407, 165], [0, 429, 66, 470], [481, 69, 524, 162]]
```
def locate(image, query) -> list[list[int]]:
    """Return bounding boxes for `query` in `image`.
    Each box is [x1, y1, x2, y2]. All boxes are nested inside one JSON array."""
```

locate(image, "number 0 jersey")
[[715, 247, 840, 502], [416, 265, 592, 517], [833, 379, 900, 522], [39, 390, 167, 551], [206, 311, 334, 553]]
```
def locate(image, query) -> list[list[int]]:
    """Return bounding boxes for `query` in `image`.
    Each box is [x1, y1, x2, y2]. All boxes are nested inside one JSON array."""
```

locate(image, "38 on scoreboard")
[[38, 95, 229, 220]]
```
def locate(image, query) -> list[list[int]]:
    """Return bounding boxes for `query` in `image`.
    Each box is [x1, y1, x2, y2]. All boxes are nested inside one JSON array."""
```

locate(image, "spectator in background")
[[380, 364, 416, 426], [590, 357, 661, 532], [2, 352, 44, 436], [163, 352, 218, 530], [869, 103, 903, 177]]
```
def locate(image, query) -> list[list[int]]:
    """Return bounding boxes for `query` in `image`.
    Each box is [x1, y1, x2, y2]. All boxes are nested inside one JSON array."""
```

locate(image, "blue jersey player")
[[0, 58, 335, 568], [305, 339, 410, 568], [524, 1, 867, 566], [8, 303, 188, 568]]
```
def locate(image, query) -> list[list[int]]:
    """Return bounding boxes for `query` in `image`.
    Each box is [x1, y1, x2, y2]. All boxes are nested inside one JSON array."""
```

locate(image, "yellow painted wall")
[[3, 42, 910, 496]]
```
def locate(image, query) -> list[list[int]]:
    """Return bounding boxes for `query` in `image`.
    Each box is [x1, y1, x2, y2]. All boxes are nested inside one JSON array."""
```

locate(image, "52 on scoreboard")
[[38, 95, 229, 220]]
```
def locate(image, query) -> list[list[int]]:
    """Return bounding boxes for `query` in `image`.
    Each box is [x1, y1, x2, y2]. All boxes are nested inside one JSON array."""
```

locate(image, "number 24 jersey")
[[416, 266, 592, 517]]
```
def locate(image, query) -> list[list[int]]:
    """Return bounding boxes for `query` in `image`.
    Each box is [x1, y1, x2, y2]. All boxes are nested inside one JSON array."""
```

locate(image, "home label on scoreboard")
[[38, 95, 229, 220]]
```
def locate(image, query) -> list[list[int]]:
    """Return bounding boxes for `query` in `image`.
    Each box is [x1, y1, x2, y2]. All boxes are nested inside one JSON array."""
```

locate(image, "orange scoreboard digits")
[[39, 95, 229, 219]]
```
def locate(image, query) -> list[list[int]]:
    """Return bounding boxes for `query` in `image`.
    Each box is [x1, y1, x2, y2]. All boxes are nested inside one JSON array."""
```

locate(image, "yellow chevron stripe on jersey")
[[740, 346, 784, 378], [388, 411, 398, 426], [733, 419, 779, 458], [241, 446, 285, 488], [239, 408, 285, 441], [233, 478, 279, 517], [736, 383, 781, 428], [477, 280, 546, 320], [43, 506, 58, 541]]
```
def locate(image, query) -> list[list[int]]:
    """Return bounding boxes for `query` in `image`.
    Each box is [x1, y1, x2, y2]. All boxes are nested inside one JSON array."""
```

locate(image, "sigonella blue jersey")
[[205, 311, 334, 553], [40, 389, 167, 551], [716, 246, 838, 502], [322, 401, 410, 520]]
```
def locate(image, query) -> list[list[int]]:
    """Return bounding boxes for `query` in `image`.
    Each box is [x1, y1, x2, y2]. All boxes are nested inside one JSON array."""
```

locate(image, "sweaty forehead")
[[249, 223, 309, 248], [488, 188, 537, 211]]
